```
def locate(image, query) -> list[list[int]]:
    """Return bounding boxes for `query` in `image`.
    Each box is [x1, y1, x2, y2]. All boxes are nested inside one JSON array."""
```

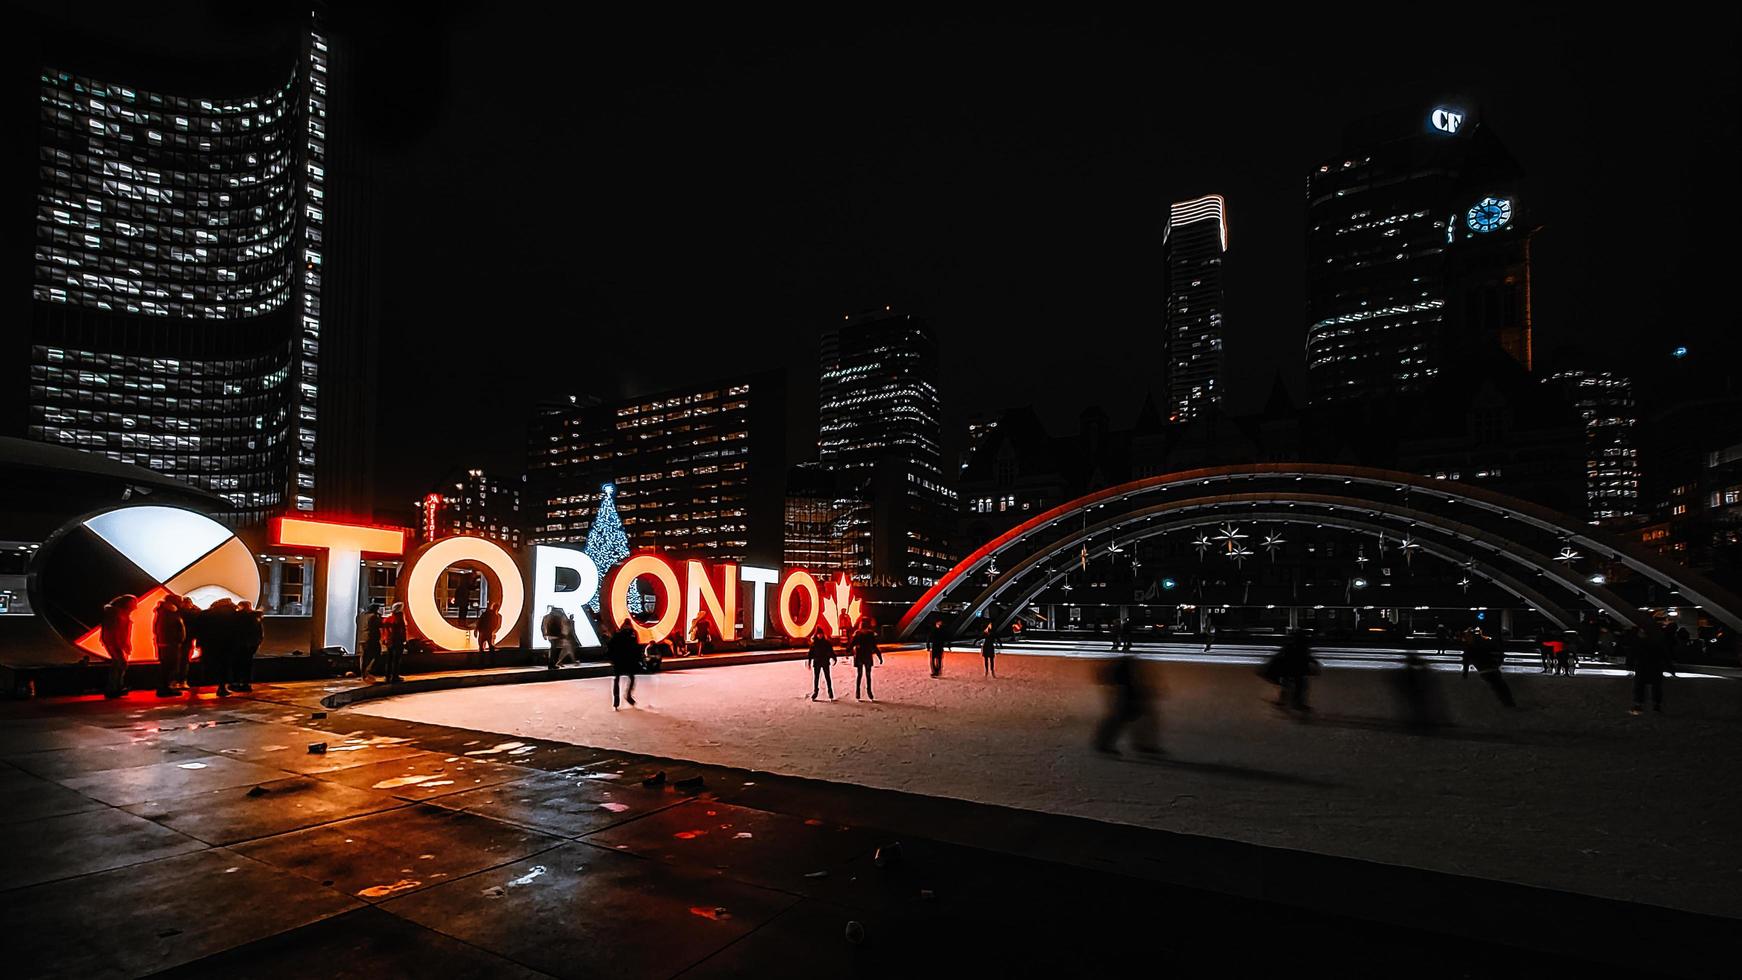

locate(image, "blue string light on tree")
[[583, 483, 643, 615]]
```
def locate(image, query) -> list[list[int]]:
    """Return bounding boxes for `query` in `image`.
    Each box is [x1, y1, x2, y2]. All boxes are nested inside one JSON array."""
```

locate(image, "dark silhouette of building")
[[1306, 103, 1532, 404], [526, 371, 787, 567], [415, 467, 524, 548], [1163, 194, 1227, 421], [7, 8, 378, 526], [815, 308, 955, 586]]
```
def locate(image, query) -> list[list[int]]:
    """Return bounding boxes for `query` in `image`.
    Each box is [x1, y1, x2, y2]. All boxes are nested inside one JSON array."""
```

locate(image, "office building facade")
[[12, 10, 375, 526], [416, 468, 525, 548], [1305, 104, 1531, 404], [817, 309, 955, 586], [1545, 369, 1640, 522], [526, 372, 787, 566], [1162, 194, 1227, 421]]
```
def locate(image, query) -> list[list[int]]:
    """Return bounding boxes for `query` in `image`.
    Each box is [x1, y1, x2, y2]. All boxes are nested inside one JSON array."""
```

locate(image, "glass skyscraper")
[[1305, 105, 1531, 404], [1162, 194, 1227, 421], [17, 10, 371, 527], [816, 309, 955, 586]]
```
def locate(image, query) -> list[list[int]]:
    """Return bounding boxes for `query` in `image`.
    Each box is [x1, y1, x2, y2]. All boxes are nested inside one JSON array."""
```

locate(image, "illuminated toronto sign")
[[34, 507, 859, 658], [1430, 107, 1466, 134]]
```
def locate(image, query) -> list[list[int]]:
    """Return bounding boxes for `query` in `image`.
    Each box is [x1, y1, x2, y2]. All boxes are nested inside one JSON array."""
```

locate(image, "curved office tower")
[[20, 12, 368, 527]]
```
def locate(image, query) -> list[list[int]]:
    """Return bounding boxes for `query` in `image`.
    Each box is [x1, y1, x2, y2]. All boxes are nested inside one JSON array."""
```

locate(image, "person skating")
[[1471, 630, 1515, 708], [1093, 653, 1162, 755], [1112, 618, 1130, 653], [807, 630, 836, 701], [607, 619, 640, 709], [980, 623, 998, 677], [383, 602, 409, 683], [99, 594, 138, 698], [851, 621, 882, 700], [927, 616, 948, 677], [1269, 629, 1317, 713], [357, 603, 383, 677], [153, 593, 186, 698], [1628, 625, 1677, 715]]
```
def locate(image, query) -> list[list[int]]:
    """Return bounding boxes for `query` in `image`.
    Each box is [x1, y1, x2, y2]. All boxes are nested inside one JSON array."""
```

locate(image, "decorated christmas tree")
[[583, 483, 642, 614]]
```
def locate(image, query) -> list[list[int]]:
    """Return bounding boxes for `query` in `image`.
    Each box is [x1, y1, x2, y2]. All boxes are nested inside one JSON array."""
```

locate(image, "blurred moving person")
[[608, 619, 640, 709], [1093, 653, 1162, 756], [475, 601, 501, 667], [153, 593, 186, 698], [235, 600, 263, 692], [1392, 649, 1447, 730], [927, 616, 948, 677], [1629, 626, 1678, 715], [358, 602, 383, 678]]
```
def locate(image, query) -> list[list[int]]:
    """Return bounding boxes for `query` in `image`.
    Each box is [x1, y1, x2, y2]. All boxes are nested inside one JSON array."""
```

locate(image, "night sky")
[[25, 5, 1742, 510]]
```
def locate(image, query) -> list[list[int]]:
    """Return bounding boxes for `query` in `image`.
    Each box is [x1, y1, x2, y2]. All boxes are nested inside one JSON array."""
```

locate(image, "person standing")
[[807, 629, 836, 701], [851, 621, 882, 701], [607, 619, 640, 709], [474, 601, 501, 667], [173, 595, 197, 691], [202, 598, 239, 697], [235, 600, 263, 692], [1093, 653, 1162, 755], [1112, 618, 1129, 653], [980, 623, 998, 678], [99, 594, 138, 699], [383, 602, 409, 684], [541, 605, 568, 670], [927, 616, 948, 678], [357, 603, 382, 678], [1629, 626, 1676, 715], [153, 593, 186, 698]]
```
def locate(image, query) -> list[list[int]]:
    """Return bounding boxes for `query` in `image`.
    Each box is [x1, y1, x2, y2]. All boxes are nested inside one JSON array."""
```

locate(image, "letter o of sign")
[[403, 536, 525, 651], [776, 569, 821, 639], [608, 553, 681, 643]]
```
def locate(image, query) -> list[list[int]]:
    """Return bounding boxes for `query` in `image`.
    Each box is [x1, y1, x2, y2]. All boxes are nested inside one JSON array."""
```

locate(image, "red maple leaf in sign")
[[821, 574, 862, 637]]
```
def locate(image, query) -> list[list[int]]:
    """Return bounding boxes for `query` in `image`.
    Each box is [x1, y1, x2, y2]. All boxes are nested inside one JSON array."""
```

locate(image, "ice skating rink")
[[355, 648, 1742, 918]]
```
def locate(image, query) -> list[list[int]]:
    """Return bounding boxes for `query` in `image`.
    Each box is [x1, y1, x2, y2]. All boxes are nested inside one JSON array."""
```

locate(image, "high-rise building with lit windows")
[[415, 468, 525, 548], [1306, 104, 1531, 404], [9, 9, 376, 526], [1163, 194, 1227, 421], [1547, 368, 1641, 521], [817, 309, 955, 586], [526, 371, 787, 566]]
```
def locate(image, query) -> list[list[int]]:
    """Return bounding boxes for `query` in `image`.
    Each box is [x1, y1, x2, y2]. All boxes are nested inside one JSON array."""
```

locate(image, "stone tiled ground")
[[0, 676, 1715, 978]]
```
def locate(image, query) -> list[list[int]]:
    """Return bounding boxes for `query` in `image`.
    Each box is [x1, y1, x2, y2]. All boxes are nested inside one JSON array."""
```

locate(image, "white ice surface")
[[355, 647, 1742, 918]]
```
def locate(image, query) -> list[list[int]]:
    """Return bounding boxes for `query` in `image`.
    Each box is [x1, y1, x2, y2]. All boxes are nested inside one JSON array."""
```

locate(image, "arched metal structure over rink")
[[898, 464, 1742, 641]]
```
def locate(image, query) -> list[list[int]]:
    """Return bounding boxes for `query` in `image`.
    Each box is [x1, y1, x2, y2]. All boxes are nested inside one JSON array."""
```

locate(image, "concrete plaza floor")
[[356, 647, 1742, 921], [0, 652, 1730, 978]]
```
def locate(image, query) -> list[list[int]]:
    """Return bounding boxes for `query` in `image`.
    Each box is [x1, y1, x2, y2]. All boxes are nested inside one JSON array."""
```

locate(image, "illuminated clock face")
[[1466, 197, 1512, 233]]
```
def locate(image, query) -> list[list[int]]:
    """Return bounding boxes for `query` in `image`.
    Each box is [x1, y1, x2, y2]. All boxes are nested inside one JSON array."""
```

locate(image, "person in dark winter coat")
[[474, 601, 501, 667], [383, 602, 409, 684], [201, 598, 239, 696], [153, 594, 186, 698], [358, 603, 383, 677], [1470, 630, 1515, 707], [1629, 626, 1677, 714], [927, 617, 948, 677], [850, 622, 882, 700], [100, 594, 138, 699], [173, 595, 198, 690], [1265, 629, 1317, 712], [1093, 653, 1162, 755], [807, 630, 836, 701], [607, 620, 641, 709], [234, 601, 264, 691], [981, 623, 998, 677]]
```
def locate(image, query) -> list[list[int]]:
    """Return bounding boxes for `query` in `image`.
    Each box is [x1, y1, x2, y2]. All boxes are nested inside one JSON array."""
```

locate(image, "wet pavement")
[[0, 680, 1711, 978]]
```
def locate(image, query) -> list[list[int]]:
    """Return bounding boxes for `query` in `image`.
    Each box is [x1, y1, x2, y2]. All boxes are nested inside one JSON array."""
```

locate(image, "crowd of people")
[[94, 589, 1695, 726], [95, 591, 264, 699]]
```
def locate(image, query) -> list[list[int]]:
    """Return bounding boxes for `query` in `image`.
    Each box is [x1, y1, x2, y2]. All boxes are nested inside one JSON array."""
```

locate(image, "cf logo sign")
[[1431, 107, 1465, 134]]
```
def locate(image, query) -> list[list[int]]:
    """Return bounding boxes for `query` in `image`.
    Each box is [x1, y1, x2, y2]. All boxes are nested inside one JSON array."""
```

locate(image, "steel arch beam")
[[900, 464, 1742, 638], [952, 506, 1584, 638]]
